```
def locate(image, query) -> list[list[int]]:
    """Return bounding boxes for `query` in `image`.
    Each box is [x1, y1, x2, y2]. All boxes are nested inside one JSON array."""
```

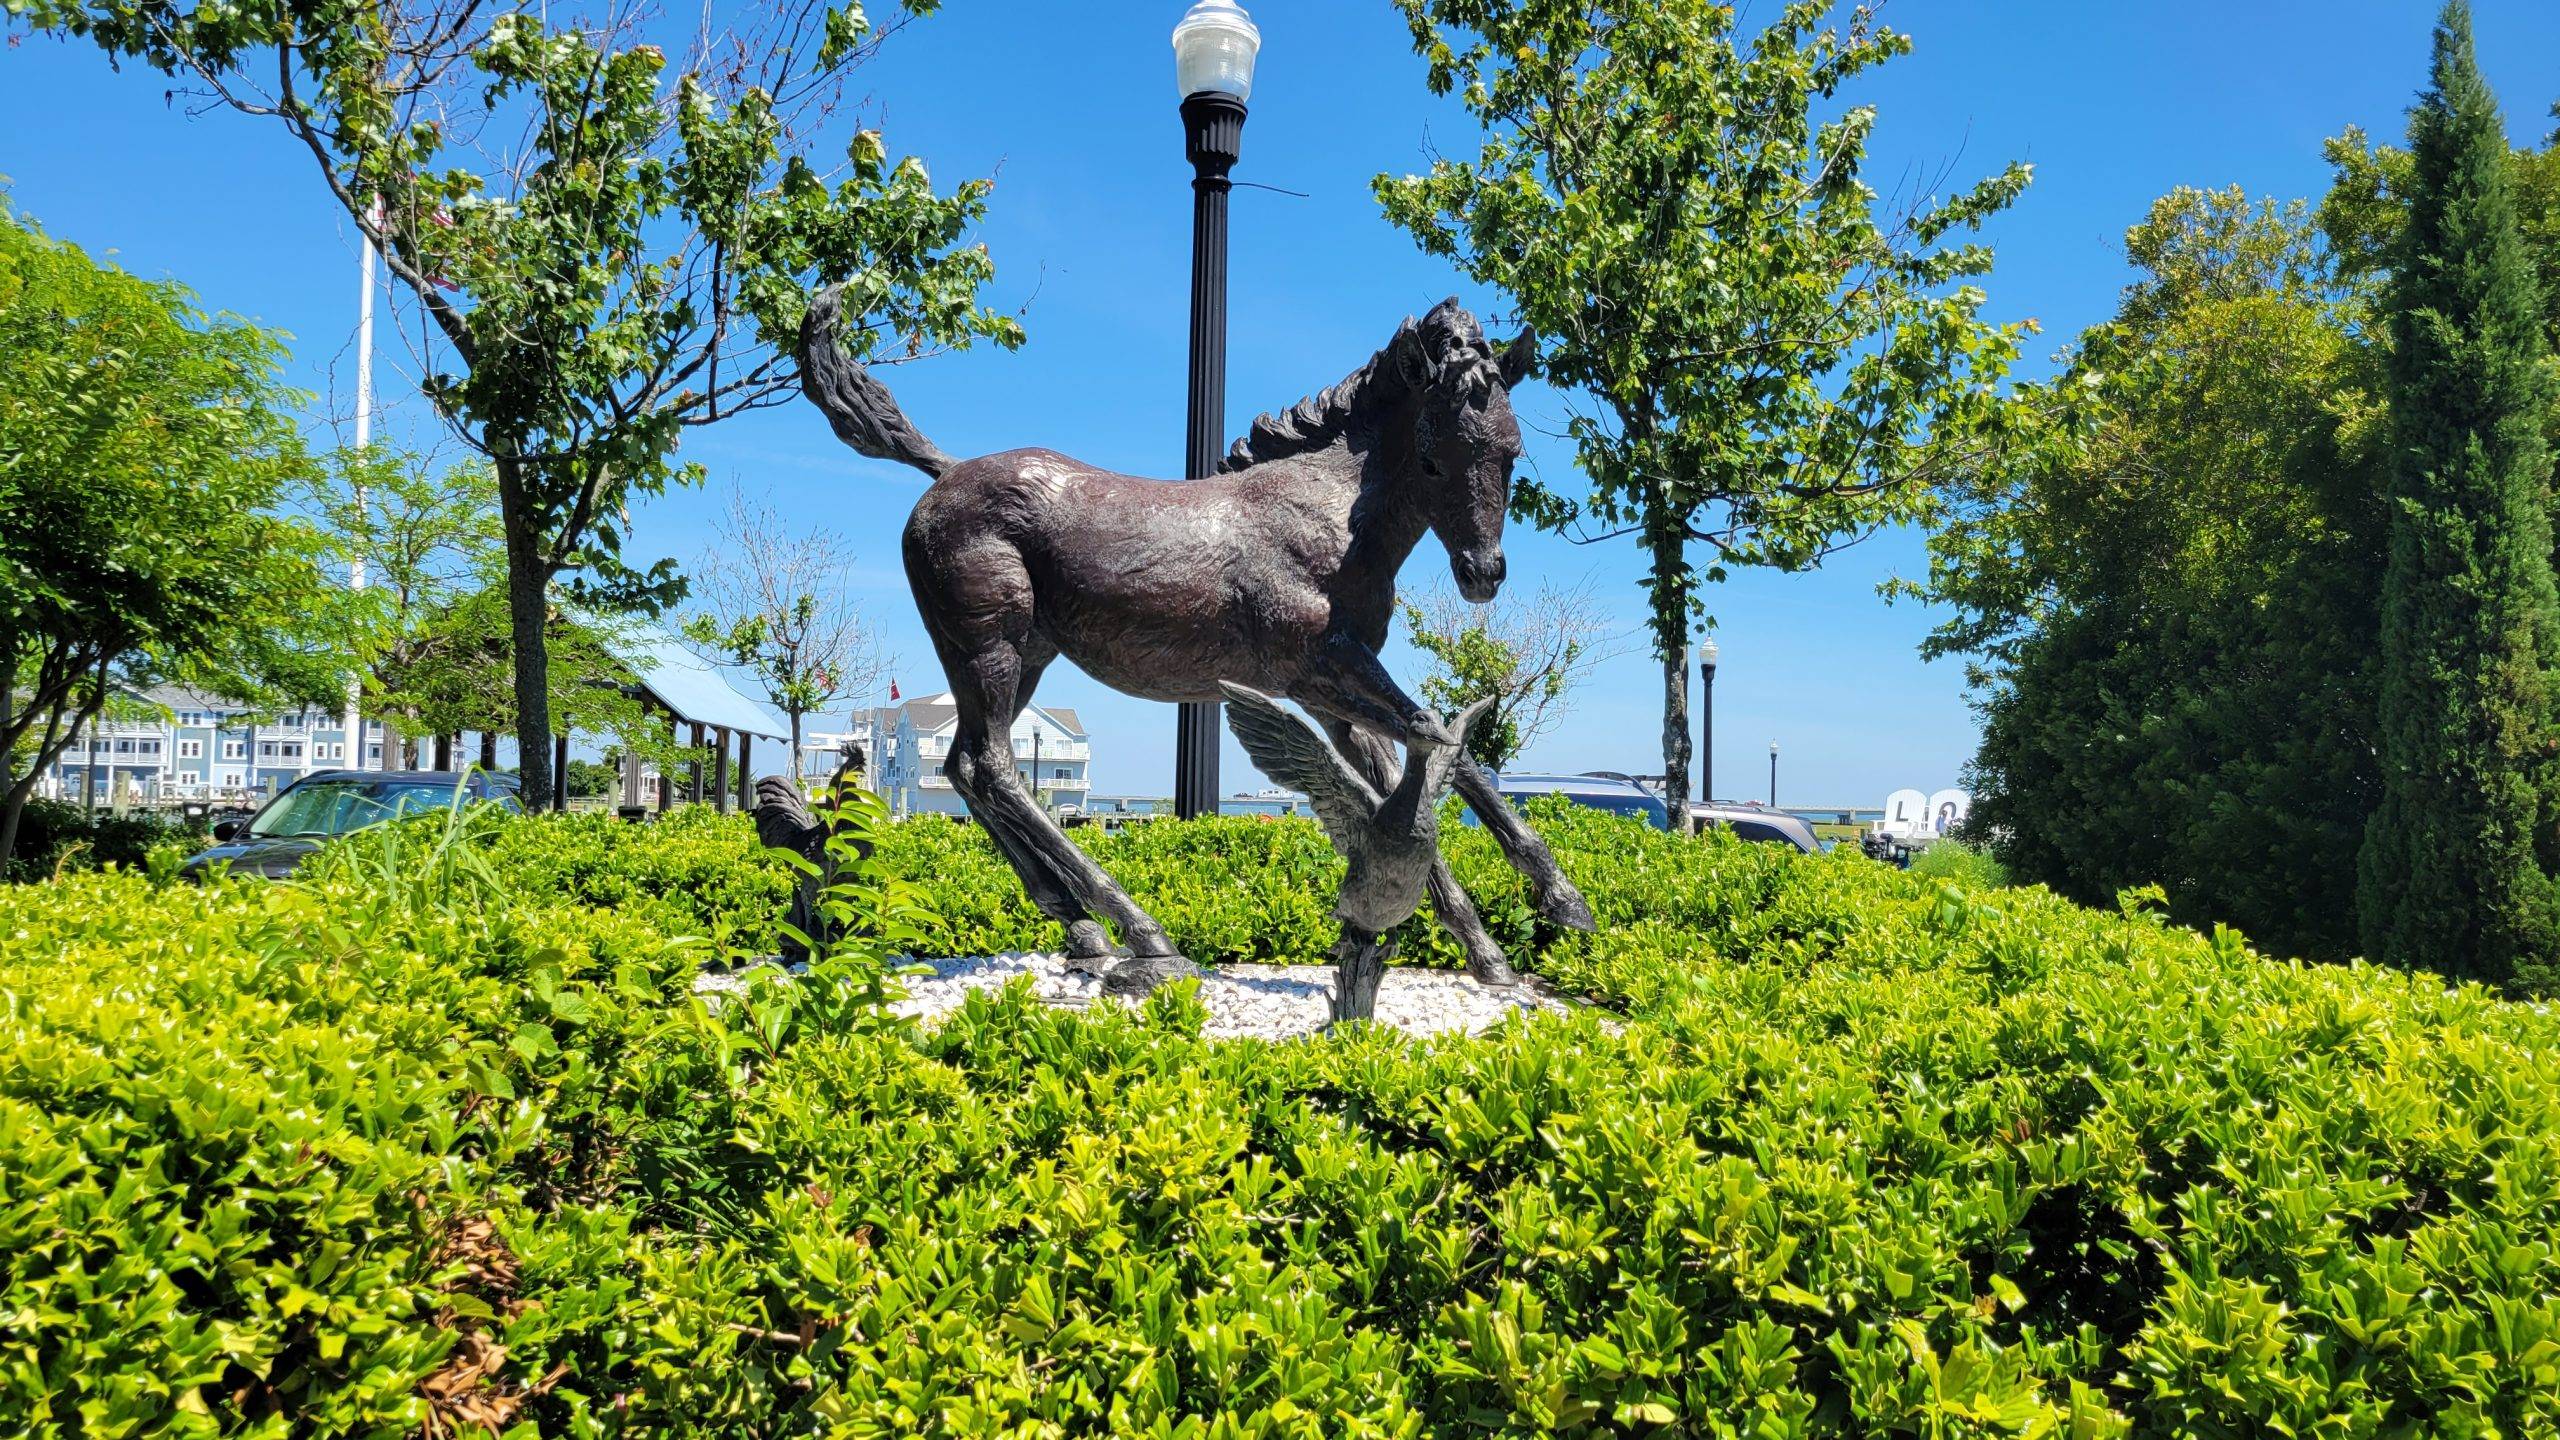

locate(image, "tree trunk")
[[5, 688, 101, 872], [0, 773, 35, 876], [496, 465, 556, 810], [1648, 522, 1693, 833], [80, 655, 107, 815], [0, 631, 16, 868], [479, 729, 499, 771]]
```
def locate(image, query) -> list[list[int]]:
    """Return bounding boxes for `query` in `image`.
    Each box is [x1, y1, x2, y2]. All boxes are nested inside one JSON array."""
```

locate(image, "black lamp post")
[[1170, 0, 1261, 820], [1698, 634, 1718, 805], [1768, 740, 1780, 809]]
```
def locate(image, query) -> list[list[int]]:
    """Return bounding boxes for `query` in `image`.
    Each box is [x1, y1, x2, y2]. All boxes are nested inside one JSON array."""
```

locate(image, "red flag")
[[888, 680, 900, 702]]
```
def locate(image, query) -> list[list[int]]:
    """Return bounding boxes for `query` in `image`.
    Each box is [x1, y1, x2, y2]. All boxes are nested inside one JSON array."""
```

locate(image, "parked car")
[[1483, 772, 1672, 830], [1689, 801, 1822, 854], [178, 770, 522, 880]]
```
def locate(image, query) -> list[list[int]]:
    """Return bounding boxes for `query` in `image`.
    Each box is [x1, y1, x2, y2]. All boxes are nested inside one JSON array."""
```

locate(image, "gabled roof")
[[620, 627, 790, 742], [879, 690, 1083, 739]]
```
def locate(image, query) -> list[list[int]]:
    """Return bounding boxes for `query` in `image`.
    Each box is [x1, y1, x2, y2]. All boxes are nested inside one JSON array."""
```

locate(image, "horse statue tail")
[[798, 285, 957, 480]]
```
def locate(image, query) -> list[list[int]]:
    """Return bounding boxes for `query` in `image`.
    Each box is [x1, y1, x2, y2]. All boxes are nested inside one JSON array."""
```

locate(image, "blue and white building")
[[42, 686, 390, 803], [836, 690, 1091, 817]]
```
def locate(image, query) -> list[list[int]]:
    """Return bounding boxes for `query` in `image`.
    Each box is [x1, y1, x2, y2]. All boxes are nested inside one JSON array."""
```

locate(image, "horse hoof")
[[1468, 954, 1520, 987], [1100, 954, 1203, 998], [1063, 920, 1119, 964], [1537, 886, 1598, 933]]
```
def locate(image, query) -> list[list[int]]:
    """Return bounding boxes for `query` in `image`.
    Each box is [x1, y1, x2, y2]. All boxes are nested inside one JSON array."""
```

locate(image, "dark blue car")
[[178, 770, 522, 879], [1484, 772, 1673, 829]]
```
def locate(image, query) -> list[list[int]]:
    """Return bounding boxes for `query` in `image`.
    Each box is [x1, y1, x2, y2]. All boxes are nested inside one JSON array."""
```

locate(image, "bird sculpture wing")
[[1218, 683, 1381, 852], [751, 775, 826, 861]]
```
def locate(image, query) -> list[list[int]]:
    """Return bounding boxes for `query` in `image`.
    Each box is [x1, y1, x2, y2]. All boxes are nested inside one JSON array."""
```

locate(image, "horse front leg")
[[1453, 758, 1598, 933], [1297, 632, 1598, 938], [1292, 632, 1450, 749]]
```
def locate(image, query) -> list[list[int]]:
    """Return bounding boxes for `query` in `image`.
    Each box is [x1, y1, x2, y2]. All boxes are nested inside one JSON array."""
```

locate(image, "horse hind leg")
[[1004, 653, 1119, 966], [937, 636, 1195, 992]]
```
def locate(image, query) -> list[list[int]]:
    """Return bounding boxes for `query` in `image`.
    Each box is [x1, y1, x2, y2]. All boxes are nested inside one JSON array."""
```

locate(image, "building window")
[[367, 744, 382, 761], [259, 742, 276, 758], [114, 739, 133, 754], [224, 741, 246, 760], [138, 740, 161, 756], [328, 743, 343, 759], [282, 743, 303, 759], [179, 740, 203, 758]]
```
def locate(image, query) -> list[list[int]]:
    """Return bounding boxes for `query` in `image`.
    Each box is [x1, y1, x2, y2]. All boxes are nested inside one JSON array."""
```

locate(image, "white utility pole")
[[342, 210, 377, 769]]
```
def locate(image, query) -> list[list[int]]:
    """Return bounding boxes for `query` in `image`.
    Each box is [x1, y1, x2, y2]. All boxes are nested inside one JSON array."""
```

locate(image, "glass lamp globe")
[[1699, 635, 1720, 667], [1173, 0, 1262, 101]]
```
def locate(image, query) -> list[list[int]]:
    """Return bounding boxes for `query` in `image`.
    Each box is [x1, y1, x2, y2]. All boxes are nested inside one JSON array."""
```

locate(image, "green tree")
[[562, 756, 621, 800], [2357, 2, 2560, 993], [309, 451, 659, 771], [309, 447, 502, 763], [680, 482, 883, 760], [0, 204, 337, 867], [1913, 187, 2387, 962], [1398, 578, 1616, 771], [17, 0, 1023, 806], [1375, 0, 2031, 827]]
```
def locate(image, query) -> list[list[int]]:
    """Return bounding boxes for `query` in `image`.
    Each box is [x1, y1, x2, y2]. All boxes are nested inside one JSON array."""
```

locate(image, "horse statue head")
[[1223, 298, 1535, 606], [1387, 299, 1535, 603]]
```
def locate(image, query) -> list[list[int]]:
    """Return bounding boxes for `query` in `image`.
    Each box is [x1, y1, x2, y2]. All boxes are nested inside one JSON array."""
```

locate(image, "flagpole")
[[344, 204, 376, 769]]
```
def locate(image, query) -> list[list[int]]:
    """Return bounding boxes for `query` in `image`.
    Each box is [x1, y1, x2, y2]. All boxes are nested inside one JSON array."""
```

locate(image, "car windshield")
[[246, 780, 471, 838], [1503, 789, 1668, 829]]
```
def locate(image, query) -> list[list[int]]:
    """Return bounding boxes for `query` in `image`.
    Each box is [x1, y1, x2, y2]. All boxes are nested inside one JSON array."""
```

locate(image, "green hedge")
[[4, 807, 2557, 1435], [478, 801, 1775, 970], [1, 797, 198, 881]]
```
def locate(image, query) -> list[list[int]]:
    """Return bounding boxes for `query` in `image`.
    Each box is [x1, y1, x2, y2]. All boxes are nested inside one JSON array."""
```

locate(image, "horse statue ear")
[[1389, 315, 1433, 388], [1498, 331, 1538, 388]]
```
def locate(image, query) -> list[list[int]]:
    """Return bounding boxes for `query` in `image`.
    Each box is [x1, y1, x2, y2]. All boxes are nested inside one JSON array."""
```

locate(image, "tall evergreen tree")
[[2358, 2, 2560, 993]]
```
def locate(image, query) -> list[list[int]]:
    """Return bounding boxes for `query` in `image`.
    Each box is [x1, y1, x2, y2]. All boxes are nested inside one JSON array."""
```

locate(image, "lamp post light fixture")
[[1697, 634, 1718, 805], [1768, 740, 1780, 809], [1170, 0, 1261, 820]]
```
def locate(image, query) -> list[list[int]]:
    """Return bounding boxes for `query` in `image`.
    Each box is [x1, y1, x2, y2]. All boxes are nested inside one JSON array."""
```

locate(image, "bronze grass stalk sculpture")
[[798, 288, 1595, 997], [1221, 683, 1489, 1023]]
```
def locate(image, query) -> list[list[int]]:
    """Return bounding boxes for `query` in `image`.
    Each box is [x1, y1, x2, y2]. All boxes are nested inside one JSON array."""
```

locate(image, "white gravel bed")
[[696, 950, 1567, 1040]]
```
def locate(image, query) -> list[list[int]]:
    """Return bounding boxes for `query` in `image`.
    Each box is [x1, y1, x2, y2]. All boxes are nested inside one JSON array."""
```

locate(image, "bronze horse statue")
[[798, 288, 1595, 995]]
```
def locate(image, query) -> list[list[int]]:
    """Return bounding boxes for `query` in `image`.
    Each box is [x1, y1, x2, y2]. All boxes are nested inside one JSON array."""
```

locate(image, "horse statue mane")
[[1219, 298, 1501, 473]]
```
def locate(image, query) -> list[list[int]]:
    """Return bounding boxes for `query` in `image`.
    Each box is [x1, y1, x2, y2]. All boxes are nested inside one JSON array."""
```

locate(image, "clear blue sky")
[[6, 1, 2559, 801]]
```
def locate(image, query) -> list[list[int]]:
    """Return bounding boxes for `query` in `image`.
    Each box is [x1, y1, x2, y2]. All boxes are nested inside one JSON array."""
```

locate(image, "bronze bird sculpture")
[[1220, 682, 1492, 1023], [751, 741, 868, 963]]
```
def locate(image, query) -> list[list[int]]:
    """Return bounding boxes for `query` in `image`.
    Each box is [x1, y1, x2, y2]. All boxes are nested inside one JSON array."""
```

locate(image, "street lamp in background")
[[1697, 635, 1718, 804], [1769, 740, 1780, 809], [1171, 0, 1260, 819]]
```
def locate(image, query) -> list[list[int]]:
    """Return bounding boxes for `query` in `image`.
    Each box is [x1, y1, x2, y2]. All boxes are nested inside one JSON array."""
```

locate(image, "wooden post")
[[737, 733, 753, 810], [657, 705, 676, 814], [552, 733, 570, 812], [479, 730, 499, 772], [712, 728, 730, 814], [688, 721, 705, 803], [433, 733, 453, 770]]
